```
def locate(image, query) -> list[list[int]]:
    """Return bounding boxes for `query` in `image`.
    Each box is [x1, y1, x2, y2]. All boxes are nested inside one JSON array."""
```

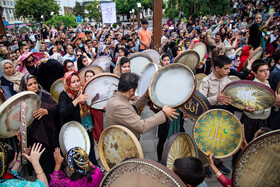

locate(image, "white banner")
[[101, 2, 117, 24]]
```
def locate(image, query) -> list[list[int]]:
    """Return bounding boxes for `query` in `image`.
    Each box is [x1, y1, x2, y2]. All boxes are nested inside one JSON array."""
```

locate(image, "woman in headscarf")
[[113, 57, 130, 76], [248, 12, 275, 50], [58, 71, 98, 165], [20, 74, 59, 180], [0, 142, 48, 187], [0, 59, 24, 95], [17, 52, 39, 75], [50, 147, 103, 187], [36, 59, 65, 92]]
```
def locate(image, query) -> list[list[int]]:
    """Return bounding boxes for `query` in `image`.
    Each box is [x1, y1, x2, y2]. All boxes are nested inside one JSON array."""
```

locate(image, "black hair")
[[49, 47, 56, 56], [77, 56, 87, 71], [85, 39, 92, 44], [121, 36, 128, 41], [70, 166, 95, 182], [85, 70, 95, 77], [172, 46, 181, 58], [141, 19, 148, 25], [118, 72, 139, 93], [118, 47, 126, 53], [173, 157, 205, 186], [120, 57, 130, 67], [273, 50, 280, 65], [55, 40, 63, 46], [214, 55, 231, 68], [251, 59, 268, 73], [161, 53, 170, 61]]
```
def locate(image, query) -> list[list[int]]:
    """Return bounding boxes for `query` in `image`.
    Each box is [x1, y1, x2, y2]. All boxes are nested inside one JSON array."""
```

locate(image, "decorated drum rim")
[[100, 158, 185, 186], [83, 73, 120, 94], [161, 132, 196, 168], [78, 65, 104, 84], [232, 129, 280, 187], [191, 42, 207, 62], [50, 78, 64, 103], [229, 75, 241, 82], [148, 63, 196, 108], [179, 90, 211, 120], [222, 80, 275, 110], [195, 73, 207, 79], [193, 109, 244, 159], [59, 121, 91, 156], [90, 55, 111, 65], [98, 125, 144, 171], [173, 49, 200, 71], [0, 91, 41, 138]]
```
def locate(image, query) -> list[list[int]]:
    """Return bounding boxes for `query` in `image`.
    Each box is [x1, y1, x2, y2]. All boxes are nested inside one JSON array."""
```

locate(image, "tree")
[[85, 1, 100, 22], [15, 0, 59, 21], [45, 14, 77, 29], [73, 1, 86, 19], [165, 0, 230, 19]]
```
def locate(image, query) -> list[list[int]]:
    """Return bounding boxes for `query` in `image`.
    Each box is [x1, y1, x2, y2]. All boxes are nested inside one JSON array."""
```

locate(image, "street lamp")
[[132, 9, 135, 29], [137, 3, 141, 29]]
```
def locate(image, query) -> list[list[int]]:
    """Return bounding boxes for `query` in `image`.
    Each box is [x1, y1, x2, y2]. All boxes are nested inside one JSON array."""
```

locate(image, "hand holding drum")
[[162, 105, 179, 121], [73, 93, 89, 106]]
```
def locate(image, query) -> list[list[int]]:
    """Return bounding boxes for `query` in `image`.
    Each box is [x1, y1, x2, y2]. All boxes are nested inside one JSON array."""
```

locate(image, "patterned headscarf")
[[63, 71, 93, 131], [0, 142, 7, 178], [63, 71, 82, 99], [66, 147, 90, 176]]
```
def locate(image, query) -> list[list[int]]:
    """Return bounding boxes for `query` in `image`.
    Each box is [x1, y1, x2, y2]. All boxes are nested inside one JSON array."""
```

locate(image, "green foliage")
[[73, 1, 86, 18], [85, 1, 101, 22], [15, 0, 59, 21], [45, 15, 77, 29], [165, 0, 230, 19]]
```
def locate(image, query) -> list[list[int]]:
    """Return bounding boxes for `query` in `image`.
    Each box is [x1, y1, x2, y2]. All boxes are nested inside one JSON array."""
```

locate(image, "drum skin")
[[59, 121, 90, 156], [50, 78, 64, 103], [191, 42, 207, 63], [195, 73, 207, 91], [0, 91, 41, 138], [179, 90, 211, 120], [193, 109, 243, 159], [78, 65, 104, 86], [90, 56, 111, 72], [173, 50, 200, 71], [222, 80, 275, 110], [143, 49, 160, 65], [242, 47, 263, 71], [100, 158, 185, 187], [128, 52, 153, 76], [149, 63, 196, 108], [161, 132, 196, 170], [135, 63, 158, 97], [99, 125, 144, 171], [83, 73, 119, 110], [232, 130, 280, 187]]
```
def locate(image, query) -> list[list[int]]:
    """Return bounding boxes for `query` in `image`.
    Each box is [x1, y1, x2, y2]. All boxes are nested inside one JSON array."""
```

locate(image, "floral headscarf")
[[66, 147, 90, 176], [63, 71, 93, 131]]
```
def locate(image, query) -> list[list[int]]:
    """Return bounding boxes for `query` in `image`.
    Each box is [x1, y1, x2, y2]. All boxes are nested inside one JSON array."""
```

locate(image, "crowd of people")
[[0, 0, 280, 186]]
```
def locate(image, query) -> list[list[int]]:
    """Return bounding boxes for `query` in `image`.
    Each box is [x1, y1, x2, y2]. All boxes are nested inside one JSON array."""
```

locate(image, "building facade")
[[0, 0, 23, 25]]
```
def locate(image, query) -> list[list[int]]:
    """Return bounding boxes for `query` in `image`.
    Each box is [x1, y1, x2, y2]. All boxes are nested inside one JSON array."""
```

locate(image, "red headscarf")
[[63, 71, 82, 99]]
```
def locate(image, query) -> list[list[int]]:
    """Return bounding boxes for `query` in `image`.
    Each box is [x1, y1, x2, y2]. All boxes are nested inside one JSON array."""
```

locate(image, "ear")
[[252, 71, 257, 77], [214, 66, 220, 72], [129, 88, 134, 94]]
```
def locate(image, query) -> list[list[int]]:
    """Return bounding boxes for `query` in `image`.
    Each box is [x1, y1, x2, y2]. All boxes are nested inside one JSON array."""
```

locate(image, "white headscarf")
[[0, 60, 24, 92]]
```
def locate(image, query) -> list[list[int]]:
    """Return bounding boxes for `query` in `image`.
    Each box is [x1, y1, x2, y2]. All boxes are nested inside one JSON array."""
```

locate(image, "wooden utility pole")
[[0, 6, 6, 36], [97, 5, 100, 27], [132, 9, 135, 30], [152, 0, 162, 52]]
